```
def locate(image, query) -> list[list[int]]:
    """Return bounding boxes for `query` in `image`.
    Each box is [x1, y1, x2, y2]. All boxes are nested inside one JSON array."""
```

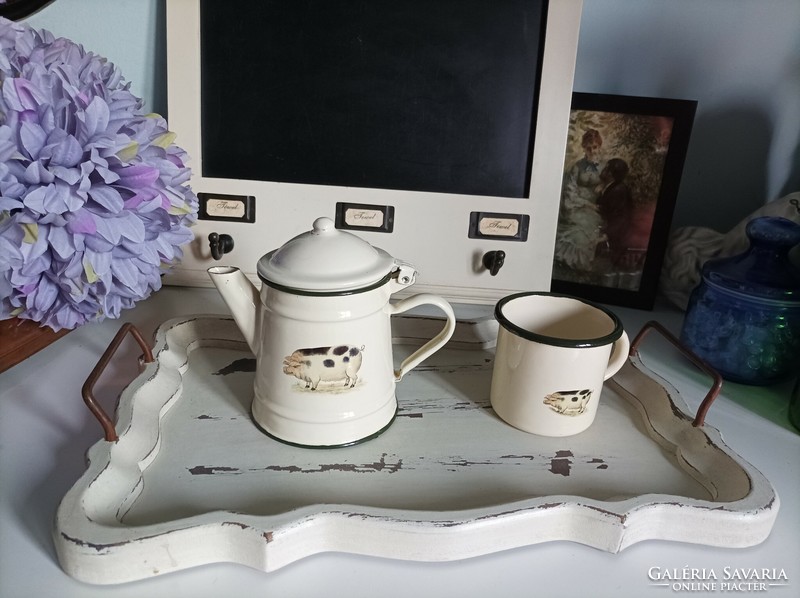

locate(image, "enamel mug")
[[490, 292, 629, 437]]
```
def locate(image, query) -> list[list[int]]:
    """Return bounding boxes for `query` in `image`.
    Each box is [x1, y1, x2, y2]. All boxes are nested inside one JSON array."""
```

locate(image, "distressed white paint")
[[54, 316, 778, 585]]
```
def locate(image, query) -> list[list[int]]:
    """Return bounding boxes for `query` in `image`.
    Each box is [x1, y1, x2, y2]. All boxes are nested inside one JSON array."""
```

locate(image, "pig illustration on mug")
[[283, 345, 364, 391], [543, 389, 593, 416]]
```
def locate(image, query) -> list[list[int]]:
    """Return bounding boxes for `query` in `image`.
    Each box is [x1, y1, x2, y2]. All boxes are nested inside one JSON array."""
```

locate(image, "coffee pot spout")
[[207, 266, 261, 356]]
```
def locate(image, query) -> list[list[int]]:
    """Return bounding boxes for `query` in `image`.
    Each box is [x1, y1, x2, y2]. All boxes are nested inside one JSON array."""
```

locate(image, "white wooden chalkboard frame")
[[163, 1, 583, 303]]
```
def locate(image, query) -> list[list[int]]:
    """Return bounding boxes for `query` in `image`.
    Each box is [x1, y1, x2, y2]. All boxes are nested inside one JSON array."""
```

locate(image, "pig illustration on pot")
[[543, 389, 593, 416], [283, 345, 364, 391]]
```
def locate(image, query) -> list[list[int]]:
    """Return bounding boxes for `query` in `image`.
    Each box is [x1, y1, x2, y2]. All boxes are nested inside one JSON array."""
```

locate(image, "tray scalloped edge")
[[53, 315, 779, 585]]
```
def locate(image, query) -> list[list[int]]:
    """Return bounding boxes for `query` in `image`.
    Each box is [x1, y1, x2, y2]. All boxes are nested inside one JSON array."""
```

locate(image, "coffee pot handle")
[[387, 294, 457, 381]]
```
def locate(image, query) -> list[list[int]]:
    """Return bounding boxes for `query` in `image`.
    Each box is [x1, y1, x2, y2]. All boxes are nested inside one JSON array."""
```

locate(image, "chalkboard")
[[200, 0, 546, 199]]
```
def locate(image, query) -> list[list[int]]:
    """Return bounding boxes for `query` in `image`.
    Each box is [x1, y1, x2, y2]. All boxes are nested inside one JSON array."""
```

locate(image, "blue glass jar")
[[680, 217, 800, 385]]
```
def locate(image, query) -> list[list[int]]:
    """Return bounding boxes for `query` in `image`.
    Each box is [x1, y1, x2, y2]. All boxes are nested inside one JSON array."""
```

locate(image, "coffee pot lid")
[[257, 217, 398, 293]]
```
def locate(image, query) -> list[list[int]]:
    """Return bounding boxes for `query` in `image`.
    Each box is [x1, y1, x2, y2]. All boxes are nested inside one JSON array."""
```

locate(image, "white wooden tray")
[[54, 315, 779, 585]]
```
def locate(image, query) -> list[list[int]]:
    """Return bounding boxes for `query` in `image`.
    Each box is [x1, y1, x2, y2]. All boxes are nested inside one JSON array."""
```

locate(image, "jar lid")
[[256, 217, 398, 293], [702, 217, 800, 303]]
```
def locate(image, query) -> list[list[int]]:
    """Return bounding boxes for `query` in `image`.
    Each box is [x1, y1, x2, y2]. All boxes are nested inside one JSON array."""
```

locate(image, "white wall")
[[21, 0, 800, 232], [575, 0, 800, 230], [24, 0, 164, 115]]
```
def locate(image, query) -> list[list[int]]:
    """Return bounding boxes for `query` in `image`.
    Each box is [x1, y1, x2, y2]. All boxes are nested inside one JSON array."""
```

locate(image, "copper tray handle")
[[81, 323, 154, 442], [629, 320, 723, 427]]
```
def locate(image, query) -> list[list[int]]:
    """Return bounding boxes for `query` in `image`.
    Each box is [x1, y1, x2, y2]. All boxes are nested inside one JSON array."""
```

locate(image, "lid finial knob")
[[312, 217, 335, 234]]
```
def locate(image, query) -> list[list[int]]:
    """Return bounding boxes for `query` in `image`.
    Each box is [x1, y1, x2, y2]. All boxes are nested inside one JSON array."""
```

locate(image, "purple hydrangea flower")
[[0, 17, 198, 331]]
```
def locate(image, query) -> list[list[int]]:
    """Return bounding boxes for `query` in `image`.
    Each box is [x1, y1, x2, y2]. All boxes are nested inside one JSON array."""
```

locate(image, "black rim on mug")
[[494, 292, 624, 348]]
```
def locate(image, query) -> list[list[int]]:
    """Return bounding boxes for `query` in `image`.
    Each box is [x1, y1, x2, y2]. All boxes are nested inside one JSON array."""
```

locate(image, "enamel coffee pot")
[[208, 217, 456, 447]]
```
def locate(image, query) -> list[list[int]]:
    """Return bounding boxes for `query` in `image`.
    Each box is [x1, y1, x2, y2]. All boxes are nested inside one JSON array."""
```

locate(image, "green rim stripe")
[[250, 409, 398, 449], [495, 291, 624, 348], [259, 271, 393, 296]]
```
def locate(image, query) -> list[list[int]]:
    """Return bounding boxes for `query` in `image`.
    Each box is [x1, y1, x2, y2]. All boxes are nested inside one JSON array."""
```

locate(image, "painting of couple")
[[551, 93, 696, 309]]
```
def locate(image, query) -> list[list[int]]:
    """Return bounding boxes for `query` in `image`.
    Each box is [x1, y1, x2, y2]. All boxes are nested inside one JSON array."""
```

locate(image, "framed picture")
[[551, 92, 696, 310]]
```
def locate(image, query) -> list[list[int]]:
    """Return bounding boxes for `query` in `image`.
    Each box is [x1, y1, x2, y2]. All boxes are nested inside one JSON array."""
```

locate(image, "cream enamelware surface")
[[209, 217, 456, 447], [490, 293, 629, 437], [257, 217, 398, 292]]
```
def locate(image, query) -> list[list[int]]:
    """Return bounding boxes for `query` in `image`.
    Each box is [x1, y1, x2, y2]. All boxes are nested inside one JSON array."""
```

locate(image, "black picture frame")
[[551, 92, 696, 310]]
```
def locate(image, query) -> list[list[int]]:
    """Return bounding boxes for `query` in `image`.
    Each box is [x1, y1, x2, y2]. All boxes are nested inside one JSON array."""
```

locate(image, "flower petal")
[[85, 247, 112, 276], [20, 121, 47, 159], [45, 133, 84, 167], [65, 209, 96, 234], [31, 276, 59, 312], [23, 161, 55, 185], [88, 185, 123, 213], [0, 197, 24, 212], [110, 256, 140, 290], [2, 78, 47, 112], [114, 164, 159, 189], [77, 95, 110, 142], [47, 224, 75, 259]]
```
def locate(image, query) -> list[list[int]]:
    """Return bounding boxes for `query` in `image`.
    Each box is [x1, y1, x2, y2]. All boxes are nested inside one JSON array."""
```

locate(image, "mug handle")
[[387, 294, 457, 381], [603, 331, 630, 380]]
